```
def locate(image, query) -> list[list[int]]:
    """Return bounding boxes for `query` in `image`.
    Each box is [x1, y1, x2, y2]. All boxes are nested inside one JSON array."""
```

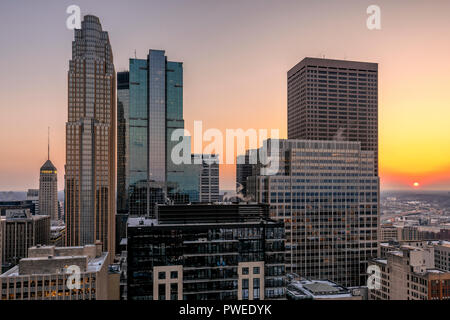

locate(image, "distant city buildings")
[[39, 159, 58, 221], [26, 189, 39, 215], [370, 245, 450, 300], [127, 204, 285, 300], [0, 209, 50, 270], [0, 243, 119, 300], [0, 200, 38, 216], [196, 154, 220, 203], [247, 139, 379, 287], [65, 15, 116, 259]]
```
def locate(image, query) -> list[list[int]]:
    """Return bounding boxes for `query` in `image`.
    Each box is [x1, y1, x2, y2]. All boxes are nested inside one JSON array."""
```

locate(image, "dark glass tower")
[[117, 50, 185, 217]]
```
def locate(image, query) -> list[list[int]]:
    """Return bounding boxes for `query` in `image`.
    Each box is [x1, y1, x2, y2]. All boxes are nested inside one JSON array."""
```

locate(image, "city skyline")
[[1, 0, 450, 191]]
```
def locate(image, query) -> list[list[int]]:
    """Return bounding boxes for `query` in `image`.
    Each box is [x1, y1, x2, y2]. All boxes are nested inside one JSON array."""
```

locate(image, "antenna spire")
[[48, 127, 50, 160]]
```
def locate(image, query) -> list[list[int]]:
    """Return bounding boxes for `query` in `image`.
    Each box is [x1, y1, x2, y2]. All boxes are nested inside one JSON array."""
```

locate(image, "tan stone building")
[[65, 15, 116, 260], [0, 243, 119, 300], [39, 160, 58, 221], [369, 245, 450, 300], [434, 241, 450, 271]]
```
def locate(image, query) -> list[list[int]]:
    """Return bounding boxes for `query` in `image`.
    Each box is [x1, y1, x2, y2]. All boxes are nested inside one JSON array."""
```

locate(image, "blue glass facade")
[[118, 50, 205, 216]]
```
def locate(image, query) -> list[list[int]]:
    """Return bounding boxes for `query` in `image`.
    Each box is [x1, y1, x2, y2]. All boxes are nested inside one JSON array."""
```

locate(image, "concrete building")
[[127, 204, 285, 300], [39, 159, 58, 221], [369, 245, 450, 300], [380, 225, 401, 241], [0, 243, 119, 300], [247, 139, 379, 287], [287, 57, 379, 174], [65, 15, 116, 259], [434, 241, 450, 271], [287, 278, 363, 300], [1, 210, 50, 269]]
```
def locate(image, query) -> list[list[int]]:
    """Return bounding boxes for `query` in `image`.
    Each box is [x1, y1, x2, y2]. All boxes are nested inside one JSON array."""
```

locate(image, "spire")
[[48, 126, 50, 160]]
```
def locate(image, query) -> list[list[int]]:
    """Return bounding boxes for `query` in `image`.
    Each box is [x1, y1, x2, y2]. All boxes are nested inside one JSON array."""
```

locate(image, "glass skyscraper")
[[117, 50, 188, 217]]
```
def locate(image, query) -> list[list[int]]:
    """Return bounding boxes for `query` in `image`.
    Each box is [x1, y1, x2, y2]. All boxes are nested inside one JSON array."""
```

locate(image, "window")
[[242, 279, 249, 300], [253, 267, 260, 275], [158, 284, 166, 300], [158, 272, 166, 280], [170, 283, 178, 300], [170, 271, 178, 279], [242, 267, 249, 275], [253, 278, 260, 300]]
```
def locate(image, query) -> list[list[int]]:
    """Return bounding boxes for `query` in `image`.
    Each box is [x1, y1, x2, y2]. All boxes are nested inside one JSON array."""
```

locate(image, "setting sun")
[[413, 182, 420, 187]]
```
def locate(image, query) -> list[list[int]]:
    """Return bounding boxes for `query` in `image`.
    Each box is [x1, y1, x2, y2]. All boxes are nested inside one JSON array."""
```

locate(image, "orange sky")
[[0, 0, 449, 191]]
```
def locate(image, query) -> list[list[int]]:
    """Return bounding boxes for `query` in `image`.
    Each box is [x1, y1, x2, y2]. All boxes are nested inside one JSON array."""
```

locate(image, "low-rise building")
[[0, 243, 118, 300], [434, 241, 450, 272], [1, 209, 50, 269], [369, 245, 450, 300], [127, 203, 286, 300], [287, 278, 364, 300]]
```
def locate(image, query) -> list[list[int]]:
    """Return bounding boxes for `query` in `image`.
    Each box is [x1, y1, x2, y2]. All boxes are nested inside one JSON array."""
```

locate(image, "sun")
[[413, 182, 420, 187]]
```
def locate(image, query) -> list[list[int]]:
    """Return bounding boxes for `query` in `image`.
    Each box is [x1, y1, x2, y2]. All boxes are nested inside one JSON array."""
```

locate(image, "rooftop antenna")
[[134, 49, 137, 59]]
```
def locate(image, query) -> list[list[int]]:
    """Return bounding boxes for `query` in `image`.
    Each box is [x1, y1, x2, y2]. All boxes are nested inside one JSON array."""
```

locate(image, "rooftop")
[[286, 279, 355, 299]]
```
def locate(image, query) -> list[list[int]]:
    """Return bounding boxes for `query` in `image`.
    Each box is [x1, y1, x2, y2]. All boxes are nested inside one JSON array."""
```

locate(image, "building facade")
[[287, 58, 379, 174], [369, 245, 450, 300], [434, 242, 450, 271], [247, 139, 379, 287], [116, 50, 183, 216], [65, 15, 116, 258], [196, 154, 219, 203], [127, 204, 285, 300], [117, 51, 220, 217], [1, 210, 50, 268], [0, 243, 118, 300], [39, 160, 58, 221]]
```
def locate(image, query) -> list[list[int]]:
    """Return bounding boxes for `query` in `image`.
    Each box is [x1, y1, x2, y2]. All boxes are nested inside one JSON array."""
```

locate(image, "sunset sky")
[[0, 0, 450, 191]]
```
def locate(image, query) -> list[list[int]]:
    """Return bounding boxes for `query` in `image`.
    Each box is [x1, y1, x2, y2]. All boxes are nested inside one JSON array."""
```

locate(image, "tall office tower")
[[26, 189, 39, 215], [39, 157, 58, 221], [117, 71, 129, 214], [247, 139, 379, 287], [117, 50, 189, 216], [65, 15, 116, 259], [287, 58, 379, 174]]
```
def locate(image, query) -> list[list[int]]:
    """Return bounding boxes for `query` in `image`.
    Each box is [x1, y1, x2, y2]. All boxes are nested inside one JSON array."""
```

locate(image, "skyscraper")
[[117, 50, 181, 216], [117, 50, 219, 218], [247, 139, 379, 287], [287, 58, 378, 173], [39, 137, 58, 221], [65, 15, 116, 259]]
